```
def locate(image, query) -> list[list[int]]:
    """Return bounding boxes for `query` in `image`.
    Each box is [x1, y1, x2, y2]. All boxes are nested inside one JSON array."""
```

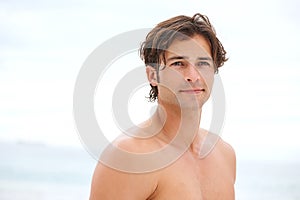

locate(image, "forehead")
[[165, 35, 212, 59]]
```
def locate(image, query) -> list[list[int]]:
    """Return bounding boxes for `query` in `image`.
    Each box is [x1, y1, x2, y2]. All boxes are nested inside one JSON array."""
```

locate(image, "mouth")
[[179, 88, 205, 94]]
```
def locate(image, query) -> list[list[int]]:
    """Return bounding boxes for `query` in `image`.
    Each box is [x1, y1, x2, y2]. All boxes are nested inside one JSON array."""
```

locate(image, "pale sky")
[[1, 0, 300, 161]]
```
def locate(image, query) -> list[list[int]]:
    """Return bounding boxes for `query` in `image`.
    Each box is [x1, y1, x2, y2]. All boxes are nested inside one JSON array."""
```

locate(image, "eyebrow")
[[166, 56, 212, 62]]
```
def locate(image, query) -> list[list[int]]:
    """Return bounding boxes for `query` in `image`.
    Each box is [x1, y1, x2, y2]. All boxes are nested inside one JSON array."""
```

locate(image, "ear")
[[146, 65, 158, 86]]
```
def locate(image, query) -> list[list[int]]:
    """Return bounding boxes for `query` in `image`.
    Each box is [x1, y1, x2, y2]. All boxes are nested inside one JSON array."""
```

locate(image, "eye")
[[197, 61, 211, 67], [171, 61, 184, 67]]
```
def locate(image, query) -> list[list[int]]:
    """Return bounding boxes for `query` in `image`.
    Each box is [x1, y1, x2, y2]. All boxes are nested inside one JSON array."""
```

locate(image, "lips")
[[179, 88, 205, 93]]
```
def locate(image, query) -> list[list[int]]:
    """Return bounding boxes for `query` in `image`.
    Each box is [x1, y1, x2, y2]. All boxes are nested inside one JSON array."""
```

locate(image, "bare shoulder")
[[216, 136, 236, 182], [90, 141, 159, 200], [113, 134, 162, 153], [217, 137, 236, 160], [110, 120, 167, 154], [199, 129, 236, 182], [199, 128, 236, 162], [90, 161, 158, 200], [90, 133, 160, 199]]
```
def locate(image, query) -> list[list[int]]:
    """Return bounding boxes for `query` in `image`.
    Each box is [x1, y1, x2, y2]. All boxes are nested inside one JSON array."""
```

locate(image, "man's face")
[[157, 35, 215, 108]]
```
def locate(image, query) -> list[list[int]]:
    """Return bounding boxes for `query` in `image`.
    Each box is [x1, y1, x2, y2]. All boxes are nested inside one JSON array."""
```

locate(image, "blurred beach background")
[[1, 0, 300, 199], [0, 142, 299, 200]]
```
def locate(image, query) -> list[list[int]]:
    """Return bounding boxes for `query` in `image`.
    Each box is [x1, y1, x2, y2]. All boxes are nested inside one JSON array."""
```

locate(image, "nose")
[[184, 65, 201, 83]]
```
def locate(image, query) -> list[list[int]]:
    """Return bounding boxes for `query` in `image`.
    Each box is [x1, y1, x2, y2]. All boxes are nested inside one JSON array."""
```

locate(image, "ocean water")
[[0, 142, 300, 200], [0, 142, 96, 200], [236, 159, 300, 200]]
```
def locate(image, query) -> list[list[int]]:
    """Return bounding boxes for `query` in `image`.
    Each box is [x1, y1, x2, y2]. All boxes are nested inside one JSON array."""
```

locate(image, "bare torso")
[[147, 138, 235, 200], [90, 130, 236, 200]]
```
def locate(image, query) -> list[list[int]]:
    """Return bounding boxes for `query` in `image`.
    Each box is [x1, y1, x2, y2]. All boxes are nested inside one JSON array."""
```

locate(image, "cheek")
[[207, 75, 214, 90], [158, 81, 178, 95], [200, 70, 214, 90], [157, 85, 179, 103], [159, 69, 185, 87]]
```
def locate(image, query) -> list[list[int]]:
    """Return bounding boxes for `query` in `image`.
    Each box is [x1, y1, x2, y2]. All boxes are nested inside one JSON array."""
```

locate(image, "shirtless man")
[[90, 13, 236, 200]]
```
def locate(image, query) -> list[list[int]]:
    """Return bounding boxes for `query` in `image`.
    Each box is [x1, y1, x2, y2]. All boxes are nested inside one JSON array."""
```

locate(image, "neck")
[[154, 101, 202, 146]]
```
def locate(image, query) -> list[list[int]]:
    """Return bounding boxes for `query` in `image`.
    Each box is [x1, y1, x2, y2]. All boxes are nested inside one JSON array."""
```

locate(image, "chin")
[[179, 96, 208, 108], [177, 100, 204, 110]]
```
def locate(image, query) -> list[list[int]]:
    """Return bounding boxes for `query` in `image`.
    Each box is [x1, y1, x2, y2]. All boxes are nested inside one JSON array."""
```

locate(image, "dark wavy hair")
[[140, 13, 228, 102]]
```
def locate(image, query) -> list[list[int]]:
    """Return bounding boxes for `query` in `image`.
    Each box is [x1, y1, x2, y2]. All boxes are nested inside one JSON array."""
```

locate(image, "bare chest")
[[149, 152, 235, 200]]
